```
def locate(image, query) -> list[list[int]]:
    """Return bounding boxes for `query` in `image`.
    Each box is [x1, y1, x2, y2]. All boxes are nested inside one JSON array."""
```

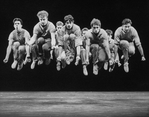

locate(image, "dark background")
[[0, 0, 149, 91]]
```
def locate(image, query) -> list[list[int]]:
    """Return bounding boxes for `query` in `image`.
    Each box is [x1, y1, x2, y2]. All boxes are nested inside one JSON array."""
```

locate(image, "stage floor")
[[0, 92, 149, 117]]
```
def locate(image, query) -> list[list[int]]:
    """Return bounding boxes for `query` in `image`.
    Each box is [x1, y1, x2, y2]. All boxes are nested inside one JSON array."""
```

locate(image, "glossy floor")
[[0, 92, 149, 117]]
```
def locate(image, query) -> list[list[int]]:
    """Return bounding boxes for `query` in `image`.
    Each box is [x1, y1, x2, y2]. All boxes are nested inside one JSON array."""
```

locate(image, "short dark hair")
[[122, 18, 132, 25], [13, 18, 23, 25], [82, 27, 88, 32], [64, 14, 74, 22], [90, 18, 101, 27], [56, 21, 64, 27], [37, 10, 49, 18], [106, 29, 113, 36]]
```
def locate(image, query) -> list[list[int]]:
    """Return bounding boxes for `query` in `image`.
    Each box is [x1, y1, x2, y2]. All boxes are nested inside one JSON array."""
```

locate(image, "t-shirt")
[[8, 29, 30, 45], [85, 28, 109, 47], [33, 21, 55, 39], [62, 24, 81, 37], [114, 26, 141, 46], [55, 30, 65, 45]]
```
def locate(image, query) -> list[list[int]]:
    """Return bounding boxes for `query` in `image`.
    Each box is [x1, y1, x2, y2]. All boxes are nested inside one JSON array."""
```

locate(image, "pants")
[[120, 40, 135, 63], [90, 44, 107, 70], [110, 44, 119, 62], [80, 47, 86, 65], [64, 34, 75, 53], [90, 44, 107, 64], [32, 37, 51, 60], [54, 45, 65, 61], [12, 41, 26, 64]]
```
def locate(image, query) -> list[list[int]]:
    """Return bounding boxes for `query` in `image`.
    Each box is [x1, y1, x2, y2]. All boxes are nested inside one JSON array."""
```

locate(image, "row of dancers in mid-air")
[[3, 10, 146, 76]]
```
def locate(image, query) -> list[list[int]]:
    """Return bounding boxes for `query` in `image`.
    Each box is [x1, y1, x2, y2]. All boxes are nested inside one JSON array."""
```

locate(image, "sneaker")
[[124, 62, 129, 73], [17, 61, 24, 71], [109, 67, 113, 72], [121, 55, 124, 59], [109, 59, 114, 66], [66, 58, 71, 65], [11, 60, 18, 69], [57, 56, 61, 61], [50, 50, 53, 59], [93, 64, 98, 75], [61, 59, 66, 69], [109, 64, 115, 72], [75, 56, 80, 66], [104, 62, 108, 70], [118, 62, 121, 67], [86, 60, 89, 65], [56, 62, 61, 71], [115, 60, 121, 67], [45, 58, 51, 65], [83, 65, 88, 76], [89, 52, 92, 57], [31, 60, 36, 69], [37, 58, 43, 65], [24, 56, 31, 65]]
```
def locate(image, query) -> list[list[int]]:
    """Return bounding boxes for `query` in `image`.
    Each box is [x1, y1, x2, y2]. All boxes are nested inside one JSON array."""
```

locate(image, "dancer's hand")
[[3, 58, 8, 63], [141, 56, 146, 61]]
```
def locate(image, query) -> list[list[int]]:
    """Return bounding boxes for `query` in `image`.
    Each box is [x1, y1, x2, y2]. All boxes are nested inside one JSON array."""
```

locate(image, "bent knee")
[[98, 49, 106, 61], [13, 42, 20, 48], [42, 44, 49, 50], [64, 34, 69, 40], [129, 46, 135, 55], [120, 40, 129, 49], [38, 37, 45, 44], [18, 45, 25, 52], [70, 34, 76, 39]]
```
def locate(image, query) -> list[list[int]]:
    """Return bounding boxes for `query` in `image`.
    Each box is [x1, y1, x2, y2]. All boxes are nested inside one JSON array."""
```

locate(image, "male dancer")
[[3, 18, 31, 70], [114, 18, 146, 72], [85, 18, 111, 75], [28, 10, 56, 69], [62, 14, 82, 65], [54, 21, 66, 71]]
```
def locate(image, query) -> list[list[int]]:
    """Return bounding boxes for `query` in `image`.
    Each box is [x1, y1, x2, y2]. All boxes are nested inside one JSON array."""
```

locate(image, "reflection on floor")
[[0, 92, 149, 117]]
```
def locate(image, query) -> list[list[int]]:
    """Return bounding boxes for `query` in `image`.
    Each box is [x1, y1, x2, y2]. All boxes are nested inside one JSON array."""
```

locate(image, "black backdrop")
[[0, 0, 149, 91]]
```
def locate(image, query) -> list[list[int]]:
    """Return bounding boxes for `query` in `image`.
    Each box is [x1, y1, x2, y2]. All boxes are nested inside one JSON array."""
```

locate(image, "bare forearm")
[[103, 40, 111, 59], [114, 45, 118, 60], [25, 37, 30, 45], [5, 45, 12, 59], [137, 44, 145, 57], [86, 44, 90, 61], [51, 33, 56, 47], [29, 34, 37, 45], [85, 38, 90, 58], [105, 46, 111, 59], [29, 38, 35, 45]]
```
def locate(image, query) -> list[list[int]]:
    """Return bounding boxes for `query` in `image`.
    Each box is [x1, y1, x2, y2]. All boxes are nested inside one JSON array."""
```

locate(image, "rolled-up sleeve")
[[114, 27, 121, 42]]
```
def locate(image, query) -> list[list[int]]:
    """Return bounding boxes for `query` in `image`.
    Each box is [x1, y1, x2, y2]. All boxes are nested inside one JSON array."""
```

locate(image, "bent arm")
[[114, 28, 121, 43], [4, 32, 14, 61], [103, 39, 111, 60], [132, 27, 145, 59], [85, 38, 90, 60], [137, 44, 145, 58], [4, 40, 13, 60], [24, 31, 31, 45], [29, 24, 38, 45], [102, 31, 111, 59], [84, 31, 91, 62], [50, 23, 56, 48], [74, 26, 81, 39], [51, 32, 56, 47], [28, 34, 37, 45]]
